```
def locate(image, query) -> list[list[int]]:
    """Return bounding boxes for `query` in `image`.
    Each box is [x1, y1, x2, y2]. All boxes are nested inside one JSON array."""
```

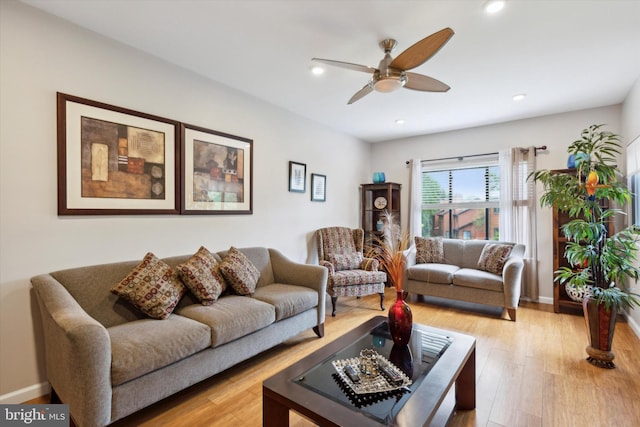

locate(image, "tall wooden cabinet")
[[552, 169, 611, 313], [361, 183, 401, 245]]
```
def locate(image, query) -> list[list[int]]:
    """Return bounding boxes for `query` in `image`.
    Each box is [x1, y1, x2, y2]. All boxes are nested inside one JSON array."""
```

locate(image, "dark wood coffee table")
[[263, 316, 475, 427]]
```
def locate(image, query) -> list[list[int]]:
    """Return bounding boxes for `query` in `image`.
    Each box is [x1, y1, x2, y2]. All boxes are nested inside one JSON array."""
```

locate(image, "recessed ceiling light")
[[512, 93, 526, 101], [484, 0, 506, 14], [310, 65, 325, 76], [395, 119, 406, 125]]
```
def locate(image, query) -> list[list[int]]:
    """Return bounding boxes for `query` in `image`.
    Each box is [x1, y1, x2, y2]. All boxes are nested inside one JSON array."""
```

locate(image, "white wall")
[[0, 1, 371, 402], [371, 106, 623, 304]]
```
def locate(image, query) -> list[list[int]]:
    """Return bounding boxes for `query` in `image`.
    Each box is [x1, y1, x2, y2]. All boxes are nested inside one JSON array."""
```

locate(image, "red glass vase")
[[388, 291, 412, 346]]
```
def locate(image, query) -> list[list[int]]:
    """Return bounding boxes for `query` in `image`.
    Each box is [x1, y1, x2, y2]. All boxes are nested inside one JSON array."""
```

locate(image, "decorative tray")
[[331, 349, 412, 395]]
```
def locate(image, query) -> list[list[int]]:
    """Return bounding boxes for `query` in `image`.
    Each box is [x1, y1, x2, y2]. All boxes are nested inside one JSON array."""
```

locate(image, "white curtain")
[[499, 147, 539, 300], [408, 158, 422, 240]]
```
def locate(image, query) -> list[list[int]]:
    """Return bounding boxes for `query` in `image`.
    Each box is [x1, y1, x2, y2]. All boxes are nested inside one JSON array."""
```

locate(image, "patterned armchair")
[[316, 227, 387, 316]]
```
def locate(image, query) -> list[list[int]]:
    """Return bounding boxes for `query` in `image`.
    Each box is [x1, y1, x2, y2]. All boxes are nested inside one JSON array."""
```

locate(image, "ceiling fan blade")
[[404, 72, 450, 92], [312, 58, 376, 74], [347, 83, 374, 104], [389, 27, 454, 71]]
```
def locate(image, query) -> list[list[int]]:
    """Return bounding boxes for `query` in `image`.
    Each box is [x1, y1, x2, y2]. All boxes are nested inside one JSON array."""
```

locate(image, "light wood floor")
[[29, 288, 640, 426]]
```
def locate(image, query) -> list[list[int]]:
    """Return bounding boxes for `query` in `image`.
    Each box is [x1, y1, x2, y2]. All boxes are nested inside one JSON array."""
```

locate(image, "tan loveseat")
[[403, 239, 525, 321], [31, 247, 327, 427]]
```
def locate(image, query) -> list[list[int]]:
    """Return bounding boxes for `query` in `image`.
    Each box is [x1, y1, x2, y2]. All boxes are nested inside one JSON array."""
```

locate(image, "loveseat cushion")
[[407, 263, 460, 285], [453, 268, 504, 292], [111, 252, 187, 320], [176, 296, 275, 347], [108, 315, 211, 386], [252, 284, 318, 320]]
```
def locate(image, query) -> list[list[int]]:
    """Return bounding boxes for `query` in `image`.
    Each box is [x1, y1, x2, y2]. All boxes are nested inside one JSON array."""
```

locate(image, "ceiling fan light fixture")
[[373, 71, 407, 93]]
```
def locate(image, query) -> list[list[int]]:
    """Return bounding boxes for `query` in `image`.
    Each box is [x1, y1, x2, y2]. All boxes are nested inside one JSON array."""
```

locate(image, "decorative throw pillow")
[[176, 246, 227, 305], [328, 252, 364, 271], [415, 236, 444, 264], [111, 252, 186, 320], [219, 247, 260, 295], [477, 244, 513, 275]]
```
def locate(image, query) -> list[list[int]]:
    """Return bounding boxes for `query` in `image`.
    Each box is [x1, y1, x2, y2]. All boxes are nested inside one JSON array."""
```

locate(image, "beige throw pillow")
[[219, 247, 260, 295], [111, 252, 186, 319], [477, 244, 513, 275], [328, 252, 364, 271], [415, 236, 444, 264], [177, 246, 227, 305]]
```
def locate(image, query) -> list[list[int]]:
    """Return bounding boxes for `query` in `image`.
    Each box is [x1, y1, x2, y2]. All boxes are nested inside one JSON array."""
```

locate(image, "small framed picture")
[[289, 161, 306, 193], [311, 173, 326, 202]]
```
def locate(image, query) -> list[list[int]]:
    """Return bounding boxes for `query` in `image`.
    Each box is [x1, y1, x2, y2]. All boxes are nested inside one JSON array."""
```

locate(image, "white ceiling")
[[21, 0, 640, 143]]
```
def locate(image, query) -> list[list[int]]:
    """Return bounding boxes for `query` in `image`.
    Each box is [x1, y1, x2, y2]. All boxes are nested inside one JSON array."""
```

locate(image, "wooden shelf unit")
[[552, 169, 611, 314], [361, 182, 401, 246]]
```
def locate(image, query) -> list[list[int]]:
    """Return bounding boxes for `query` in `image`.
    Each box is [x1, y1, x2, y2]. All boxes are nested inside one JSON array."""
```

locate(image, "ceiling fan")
[[312, 27, 454, 104]]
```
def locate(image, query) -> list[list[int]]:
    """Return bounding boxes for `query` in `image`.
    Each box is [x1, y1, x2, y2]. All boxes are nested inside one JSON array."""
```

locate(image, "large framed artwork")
[[181, 123, 253, 214], [57, 92, 180, 215]]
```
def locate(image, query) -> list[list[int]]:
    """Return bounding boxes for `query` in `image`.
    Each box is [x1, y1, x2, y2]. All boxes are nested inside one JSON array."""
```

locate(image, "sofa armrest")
[[268, 249, 328, 323], [31, 274, 112, 427], [502, 249, 525, 309]]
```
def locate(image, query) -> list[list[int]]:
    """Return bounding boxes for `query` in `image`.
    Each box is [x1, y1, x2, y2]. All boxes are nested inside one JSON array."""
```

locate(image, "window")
[[420, 159, 500, 240]]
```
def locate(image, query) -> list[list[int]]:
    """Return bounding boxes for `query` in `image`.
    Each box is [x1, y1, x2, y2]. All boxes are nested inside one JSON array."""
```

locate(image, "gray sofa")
[[403, 239, 525, 321], [31, 247, 327, 427]]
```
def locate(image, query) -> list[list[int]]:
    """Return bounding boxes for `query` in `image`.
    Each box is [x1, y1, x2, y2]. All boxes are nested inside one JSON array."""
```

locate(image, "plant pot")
[[388, 291, 412, 346], [582, 296, 617, 369]]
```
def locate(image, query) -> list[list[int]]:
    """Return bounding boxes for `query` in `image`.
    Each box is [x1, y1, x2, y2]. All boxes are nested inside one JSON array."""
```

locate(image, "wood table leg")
[[263, 390, 290, 427], [455, 347, 476, 410]]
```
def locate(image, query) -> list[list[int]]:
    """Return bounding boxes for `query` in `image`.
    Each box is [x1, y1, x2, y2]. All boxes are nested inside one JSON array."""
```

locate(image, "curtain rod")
[[405, 145, 547, 165]]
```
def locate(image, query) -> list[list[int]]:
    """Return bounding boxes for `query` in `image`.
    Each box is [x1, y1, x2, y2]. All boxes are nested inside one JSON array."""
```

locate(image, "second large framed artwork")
[[181, 123, 253, 214]]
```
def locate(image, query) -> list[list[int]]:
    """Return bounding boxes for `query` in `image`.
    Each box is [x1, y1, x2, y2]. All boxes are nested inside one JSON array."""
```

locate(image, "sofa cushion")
[[453, 268, 504, 292], [252, 284, 318, 321], [415, 237, 445, 263], [111, 252, 186, 320], [407, 263, 460, 285], [108, 315, 211, 386], [176, 295, 275, 347], [219, 246, 260, 295], [176, 246, 227, 305], [477, 243, 513, 275], [328, 252, 364, 271]]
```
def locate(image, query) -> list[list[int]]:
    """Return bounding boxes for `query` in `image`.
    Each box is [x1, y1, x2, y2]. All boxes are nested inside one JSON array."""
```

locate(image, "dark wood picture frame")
[[311, 173, 326, 202], [289, 161, 306, 193], [181, 123, 253, 214], [57, 92, 180, 215]]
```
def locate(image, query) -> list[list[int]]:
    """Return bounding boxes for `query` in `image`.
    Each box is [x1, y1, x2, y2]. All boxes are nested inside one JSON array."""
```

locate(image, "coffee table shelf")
[[263, 316, 476, 427]]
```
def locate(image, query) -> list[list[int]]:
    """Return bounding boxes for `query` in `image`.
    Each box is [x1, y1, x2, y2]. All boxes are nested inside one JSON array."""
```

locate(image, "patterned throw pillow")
[[415, 237, 444, 264], [219, 247, 260, 295], [111, 252, 186, 320], [328, 252, 364, 271], [477, 244, 513, 275], [176, 246, 227, 305]]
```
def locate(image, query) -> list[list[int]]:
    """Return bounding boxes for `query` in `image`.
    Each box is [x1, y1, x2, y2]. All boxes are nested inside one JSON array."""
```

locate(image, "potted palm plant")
[[530, 124, 640, 368]]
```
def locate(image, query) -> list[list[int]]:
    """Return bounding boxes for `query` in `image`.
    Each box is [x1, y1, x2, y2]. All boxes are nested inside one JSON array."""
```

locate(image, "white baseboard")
[[627, 313, 640, 340], [0, 382, 49, 404]]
